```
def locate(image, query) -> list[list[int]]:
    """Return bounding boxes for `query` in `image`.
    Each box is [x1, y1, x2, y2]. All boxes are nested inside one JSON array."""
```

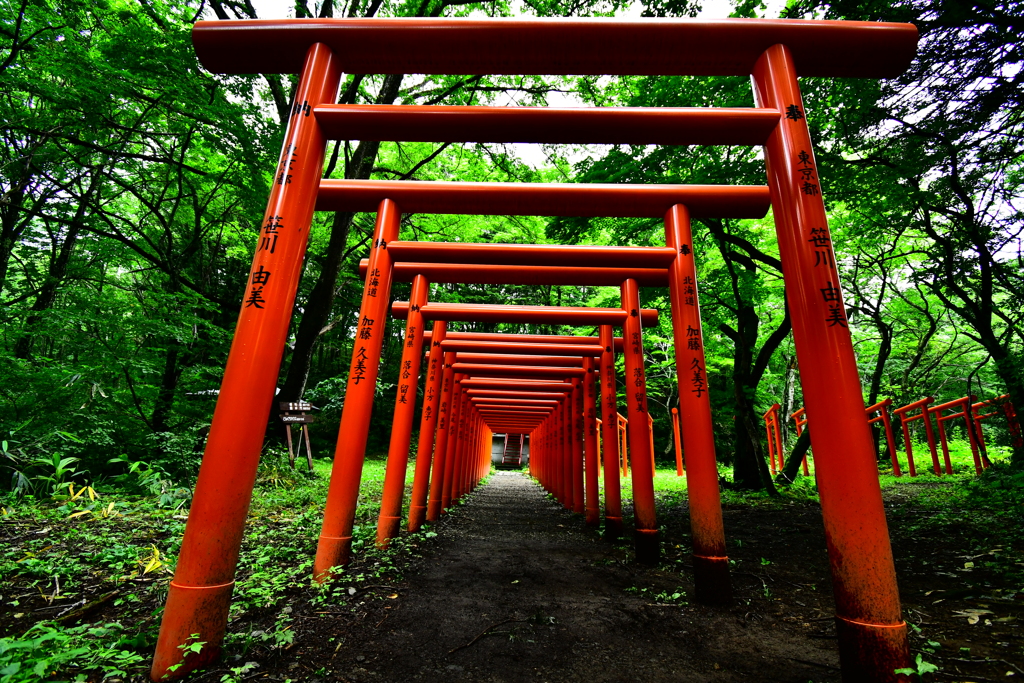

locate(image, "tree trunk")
[[14, 210, 86, 358], [0, 182, 31, 297], [279, 209, 355, 401], [986, 343, 1024, 468], [152, 344, 181, 434], [780, 355, 797, 449], [865, 320, 892, 460], [726, 304, 779, 494], [778, 427, 811, 484]]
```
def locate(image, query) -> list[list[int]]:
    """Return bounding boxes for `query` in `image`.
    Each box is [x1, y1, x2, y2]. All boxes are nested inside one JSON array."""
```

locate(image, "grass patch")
[[0, 450, 430, 682]]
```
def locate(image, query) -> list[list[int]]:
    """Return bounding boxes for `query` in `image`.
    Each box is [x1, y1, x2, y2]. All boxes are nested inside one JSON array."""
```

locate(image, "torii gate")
[[384, 299, 660, 543], [154, 17, 918, 682], [414, 334, 622, 528], [379, 264, 716, 551]]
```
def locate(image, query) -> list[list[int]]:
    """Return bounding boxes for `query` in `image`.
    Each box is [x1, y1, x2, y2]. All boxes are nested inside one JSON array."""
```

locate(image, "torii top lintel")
[[192, 18, 917, 79], [316, 180, 769, 218]]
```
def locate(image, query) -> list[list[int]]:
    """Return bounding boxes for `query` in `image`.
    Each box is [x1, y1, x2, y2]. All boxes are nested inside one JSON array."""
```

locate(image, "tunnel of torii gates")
[[152, 16, 919, 683]]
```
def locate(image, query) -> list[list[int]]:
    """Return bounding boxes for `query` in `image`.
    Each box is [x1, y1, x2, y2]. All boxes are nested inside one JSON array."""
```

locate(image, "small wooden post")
[[280, 401, 316, 470]]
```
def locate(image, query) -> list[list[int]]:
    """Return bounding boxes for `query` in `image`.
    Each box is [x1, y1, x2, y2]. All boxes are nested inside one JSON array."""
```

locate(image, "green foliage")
[[894, 653, 940, 680], [0, 621, 146, 683], [0, 453, 431, 681]]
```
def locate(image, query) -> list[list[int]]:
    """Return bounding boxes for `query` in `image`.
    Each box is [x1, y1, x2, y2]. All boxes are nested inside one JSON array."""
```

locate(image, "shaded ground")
[[267, 473, 840, 682], [3, 468, 1022, 681]]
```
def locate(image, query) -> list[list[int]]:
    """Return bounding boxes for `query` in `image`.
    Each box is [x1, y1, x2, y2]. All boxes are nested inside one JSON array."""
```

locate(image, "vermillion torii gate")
[[386, 300, 660, 543], [453, 337, 609, 522], [378, 239, 746, 595], [155, 17, 918, 683], [416, 330, 630, 527], [334, 198, 759, 589], [407, 329, 629, 533], [314, 187, 756, 581]]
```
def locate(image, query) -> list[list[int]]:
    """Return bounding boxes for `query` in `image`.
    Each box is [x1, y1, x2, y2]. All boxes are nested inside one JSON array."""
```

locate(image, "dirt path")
[[295, 472, 841, 682]]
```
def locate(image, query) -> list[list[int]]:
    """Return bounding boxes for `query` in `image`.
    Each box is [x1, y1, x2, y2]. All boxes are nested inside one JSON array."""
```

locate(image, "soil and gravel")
[[4, 469, 1022, 682], [259, 472, 1023, 683]]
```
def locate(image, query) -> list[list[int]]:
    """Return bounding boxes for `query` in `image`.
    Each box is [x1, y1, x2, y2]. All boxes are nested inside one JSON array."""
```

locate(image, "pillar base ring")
[[835, 615, 910, 682], [150, 580, 235, 680], [313, 534, 353, 582], [692, 554, 732, 605]]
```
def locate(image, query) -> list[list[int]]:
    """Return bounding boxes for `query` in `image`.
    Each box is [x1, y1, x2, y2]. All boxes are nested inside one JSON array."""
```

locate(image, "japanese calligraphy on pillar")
[[358, 316, 375, 340], [665, 209, 714, 408], [682, 276, 696, 306], [245, 265, 271, 309], [276, 144, 298, 186], [690, 358, 707, 398], [786, 104, 849, 330], [351, 347, 368, 385], [366, 268, 381, 298], [604, 363, 616, 412], [686, 325, 701, 350], [258, 215, 282, 255]]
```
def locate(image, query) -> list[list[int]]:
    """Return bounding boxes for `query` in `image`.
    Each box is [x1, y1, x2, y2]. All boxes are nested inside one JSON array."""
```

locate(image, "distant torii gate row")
[[153, 17, 919, 683], [384, 302, 655, 546], [372, 296, 661, 554], [371, 224, 744, 586]]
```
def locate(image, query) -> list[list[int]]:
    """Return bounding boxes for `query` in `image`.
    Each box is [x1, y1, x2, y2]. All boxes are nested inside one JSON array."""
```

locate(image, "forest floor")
[[2, 456, 1023, 682], [250, 471, 1024, 683]]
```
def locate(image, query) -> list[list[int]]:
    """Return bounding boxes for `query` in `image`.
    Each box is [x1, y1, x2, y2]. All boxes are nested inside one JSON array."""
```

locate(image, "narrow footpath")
[[291, 471, 841, 682]]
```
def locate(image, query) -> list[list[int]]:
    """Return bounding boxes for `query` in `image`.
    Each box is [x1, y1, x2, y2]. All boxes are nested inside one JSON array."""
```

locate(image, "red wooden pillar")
[[151, 44, 341, 681], [867, 399, 901, 477], [549, 403, 559, 498], [599, 324, 624, 537], [562, 387, 574, 510], [408, 321, 447, 531], [533, 423, 543, 484], [426, 352, 456, 521], [620, 279, 659, 563], [764, 403, 782, 475], [441, 373, 466, 511], [473, 419, 483, 486], [753, 44, 909, 680], [456, 403, 473, 499], [571, 378, 585, 514], [664, 204, 732, 600], [449, 391, 464, 503], [476, 416, 486, 483], [671, 408, 684, 476], [314, 198, 401, 578], [545, 419, 552, 490], [376, 275, 429, 546], [583, 357, 601, 526], [460, 400, 473, 498]]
